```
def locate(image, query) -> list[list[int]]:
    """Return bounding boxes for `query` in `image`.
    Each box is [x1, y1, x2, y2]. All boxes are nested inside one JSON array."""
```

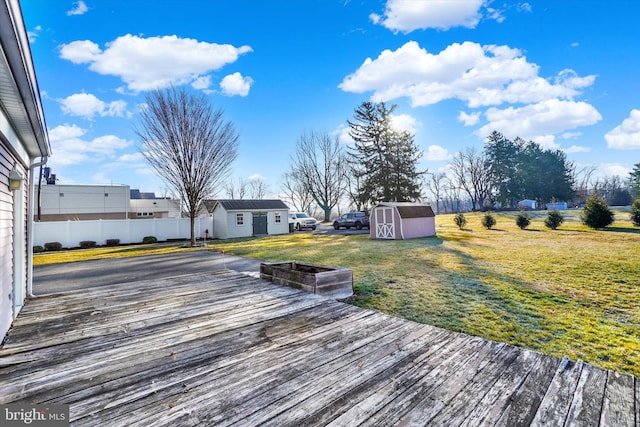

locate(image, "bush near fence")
[[33, 217, 209, 249]]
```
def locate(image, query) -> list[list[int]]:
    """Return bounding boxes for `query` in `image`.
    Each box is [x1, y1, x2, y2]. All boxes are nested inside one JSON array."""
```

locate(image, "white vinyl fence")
[[33, 217, 212, 248]]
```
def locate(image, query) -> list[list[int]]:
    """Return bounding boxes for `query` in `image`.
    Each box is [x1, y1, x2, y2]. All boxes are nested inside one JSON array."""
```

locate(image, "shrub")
[[544, 210, 565, 230], [142, 235, 158, 244], [482, 213, 496, 230], [630, 197, 640, 227], [33, 245, 45, 253], [581, 194, 614, 229], [44, 242, 62, 251], [515, 213, 531, 230], [454, 213, 467, 230], [79, 240, 97, 249], [105, 239, 120, 246]]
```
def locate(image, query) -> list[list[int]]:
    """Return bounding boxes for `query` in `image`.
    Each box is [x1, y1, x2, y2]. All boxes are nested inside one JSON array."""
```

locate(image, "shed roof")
[[206, 199, 289, 212], [375, 202, 435, 218]]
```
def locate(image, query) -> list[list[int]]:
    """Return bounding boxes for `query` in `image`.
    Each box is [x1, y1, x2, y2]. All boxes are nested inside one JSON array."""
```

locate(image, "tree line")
[[285, 101, 640, 218], [135, 87, 640, 244]]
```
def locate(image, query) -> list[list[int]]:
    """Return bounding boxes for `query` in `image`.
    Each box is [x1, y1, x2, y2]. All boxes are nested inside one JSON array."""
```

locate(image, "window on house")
[[275, 213, 281, 223], [105, 193, 109, 197], [236, 213, 244, 226]]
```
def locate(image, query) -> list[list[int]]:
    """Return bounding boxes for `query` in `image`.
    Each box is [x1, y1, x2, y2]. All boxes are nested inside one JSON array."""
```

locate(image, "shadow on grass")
[[604, 227, 640, 234]]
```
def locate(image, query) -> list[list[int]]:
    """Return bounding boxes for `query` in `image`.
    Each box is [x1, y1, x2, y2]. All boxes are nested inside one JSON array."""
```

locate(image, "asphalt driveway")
[[33, 251, 262, 295], [33, 223, 368, 295]]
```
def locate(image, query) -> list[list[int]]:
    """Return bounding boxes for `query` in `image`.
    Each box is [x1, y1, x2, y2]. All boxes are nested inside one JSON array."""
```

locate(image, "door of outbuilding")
[[374, 207, 395, 239], [252, 212, 268, 235]]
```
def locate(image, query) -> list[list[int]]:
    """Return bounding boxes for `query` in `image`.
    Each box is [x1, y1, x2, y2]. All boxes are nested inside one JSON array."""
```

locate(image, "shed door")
[[375, 207, 395, 239], [252, 212, 268, 235]]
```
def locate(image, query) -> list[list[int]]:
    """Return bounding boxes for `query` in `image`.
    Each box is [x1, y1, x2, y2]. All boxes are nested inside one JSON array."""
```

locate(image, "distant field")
[[34, 208, 640, 376]]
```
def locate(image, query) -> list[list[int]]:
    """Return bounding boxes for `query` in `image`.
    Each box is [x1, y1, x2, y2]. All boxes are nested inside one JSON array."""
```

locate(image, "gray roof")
[[206, 199, 289, 212]]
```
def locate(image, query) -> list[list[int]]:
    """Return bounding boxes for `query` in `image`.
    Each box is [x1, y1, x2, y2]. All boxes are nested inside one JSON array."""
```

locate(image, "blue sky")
[[22, 0, 640, 198]]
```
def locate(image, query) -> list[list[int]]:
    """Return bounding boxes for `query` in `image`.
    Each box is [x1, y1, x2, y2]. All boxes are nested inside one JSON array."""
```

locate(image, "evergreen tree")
[[628, 163, 640, 198], [581, 194, 615, 229], [483, 132, 575, 205], [630, 197, 640, 227], [485, 131, 519, 207], [348, 101, 425, 204]]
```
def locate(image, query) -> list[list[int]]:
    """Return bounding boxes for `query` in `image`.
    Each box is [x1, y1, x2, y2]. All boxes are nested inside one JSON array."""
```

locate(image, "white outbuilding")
[[206, 199, 290, 239]]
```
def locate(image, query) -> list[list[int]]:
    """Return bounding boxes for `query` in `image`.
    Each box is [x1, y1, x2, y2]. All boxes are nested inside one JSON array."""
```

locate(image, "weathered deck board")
[[0, 269, 637, 426]]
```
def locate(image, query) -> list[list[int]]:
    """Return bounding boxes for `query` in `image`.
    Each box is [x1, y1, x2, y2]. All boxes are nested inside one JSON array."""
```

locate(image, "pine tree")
[[581, 194, 615, 229], [348, 101, 425, 205]]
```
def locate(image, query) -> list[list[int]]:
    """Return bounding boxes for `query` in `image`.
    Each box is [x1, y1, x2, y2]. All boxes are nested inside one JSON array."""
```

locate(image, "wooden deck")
[[0, 270, 637, 426]]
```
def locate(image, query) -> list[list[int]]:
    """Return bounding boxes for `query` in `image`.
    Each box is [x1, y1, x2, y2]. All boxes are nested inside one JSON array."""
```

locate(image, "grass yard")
[[34, 209, 640, 376]]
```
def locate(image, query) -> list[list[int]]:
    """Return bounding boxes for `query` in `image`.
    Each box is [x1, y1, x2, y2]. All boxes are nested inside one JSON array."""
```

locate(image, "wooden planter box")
[[260, 261, 353, 299]]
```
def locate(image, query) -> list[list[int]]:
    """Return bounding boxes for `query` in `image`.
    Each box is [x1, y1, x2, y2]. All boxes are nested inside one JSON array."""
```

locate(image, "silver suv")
[[289, 212, 317, 231]]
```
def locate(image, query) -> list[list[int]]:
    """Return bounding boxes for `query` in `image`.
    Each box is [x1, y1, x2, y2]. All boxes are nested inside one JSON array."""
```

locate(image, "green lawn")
[[34, 209, 640, 376]]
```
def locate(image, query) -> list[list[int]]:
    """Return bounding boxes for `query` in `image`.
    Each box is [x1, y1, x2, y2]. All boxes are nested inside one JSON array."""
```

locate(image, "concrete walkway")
[[33, 251, 262, 294]]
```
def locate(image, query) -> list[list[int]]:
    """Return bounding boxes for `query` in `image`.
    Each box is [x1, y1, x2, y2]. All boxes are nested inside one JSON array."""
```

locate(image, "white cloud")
[[599, 163, 631, 177], [28, 25, 42, 43], [59, 35, 252, 91], [425, 145, 452, 162], [605, 109, 640, 150], [390, 113, 420, 134], [60, 93, 127, 119], [458, 111, 481, 126], [67, 1, 89, 16], [339, 41, 596, 108], [477, 99, 602, 141], [562, 132, 582, 139], [47, 124, 132, 167], [563, 145, 591, 154], [220, 72, 254, 97], [248, 174, 265, 181], [370, 0, 484, 33], [191, 75, 211, 90], [519, 3, 532, 12], [118, 152, 144, 162], [333, 124, 353, 144], [532, 135, 560, 150], [486, 7, 505, 23]]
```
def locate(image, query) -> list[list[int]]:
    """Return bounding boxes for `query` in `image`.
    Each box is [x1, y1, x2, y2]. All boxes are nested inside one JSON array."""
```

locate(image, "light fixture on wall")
[[9, 168, 24, 191]]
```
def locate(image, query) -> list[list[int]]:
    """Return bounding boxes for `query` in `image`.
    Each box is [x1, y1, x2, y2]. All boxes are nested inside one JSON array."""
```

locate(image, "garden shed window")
[[236, 213, 244, 226]]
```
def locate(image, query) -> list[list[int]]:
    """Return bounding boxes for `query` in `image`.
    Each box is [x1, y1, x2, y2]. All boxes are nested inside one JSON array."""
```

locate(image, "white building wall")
[[269, 210, 289, 235], [224, 210, 252, 239], [40, 184, 129, 216], [130, 198, 181, 218]]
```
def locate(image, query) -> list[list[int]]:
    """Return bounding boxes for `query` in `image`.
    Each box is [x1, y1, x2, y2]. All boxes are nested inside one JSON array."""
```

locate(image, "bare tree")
[[225, 178, 248, 199], [574, 165, 597, 204], [249, 177, 267, 199], [280, 172, 314, 213], [136, 86, 238, 246], [449, 147, 492, 211], [291, 131, 347, 221], [424, 171, 447, 214]]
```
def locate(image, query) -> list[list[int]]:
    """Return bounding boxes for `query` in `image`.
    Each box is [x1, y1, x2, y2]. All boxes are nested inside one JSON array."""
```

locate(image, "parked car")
[[289, 212, 317, 231], [333, 212, 369, 230]]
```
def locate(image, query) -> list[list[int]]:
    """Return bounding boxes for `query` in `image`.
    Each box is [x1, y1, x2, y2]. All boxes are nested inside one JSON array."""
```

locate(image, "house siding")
[[211, 203, 289, 239], [0, 135, 29, 340], [0, 140, 15, 339]]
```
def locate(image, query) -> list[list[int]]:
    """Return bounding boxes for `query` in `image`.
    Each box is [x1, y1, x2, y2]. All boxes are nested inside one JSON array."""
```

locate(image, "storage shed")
[[370, 202, 436, 240], [207, 199, 290, 239]]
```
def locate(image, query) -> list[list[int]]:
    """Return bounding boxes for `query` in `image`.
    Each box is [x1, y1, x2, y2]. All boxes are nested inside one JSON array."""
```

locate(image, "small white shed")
[[518, 199, 537, 210], [207, 199, 290, 239], [370, 202, 436, 240]]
